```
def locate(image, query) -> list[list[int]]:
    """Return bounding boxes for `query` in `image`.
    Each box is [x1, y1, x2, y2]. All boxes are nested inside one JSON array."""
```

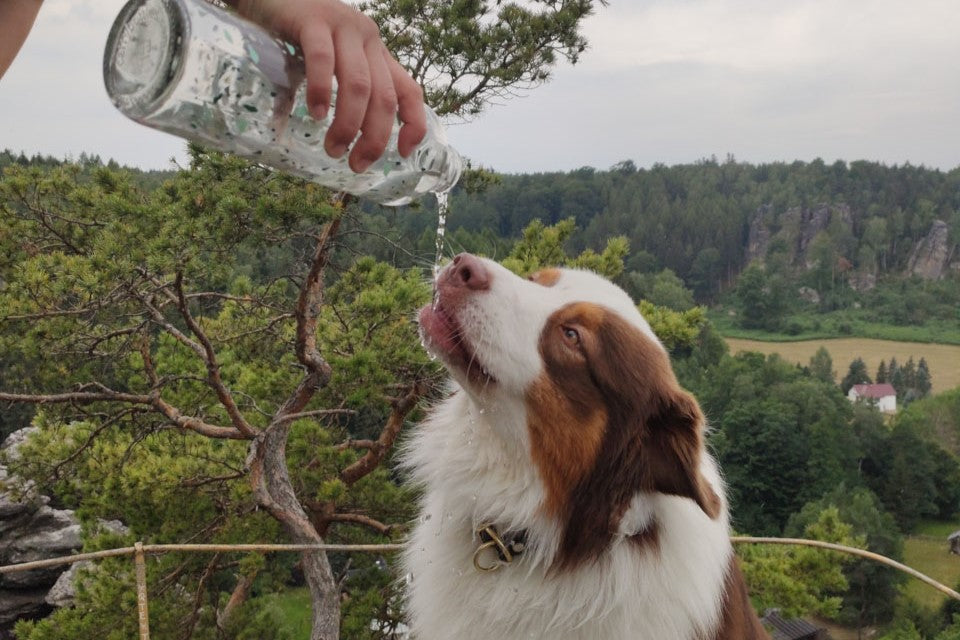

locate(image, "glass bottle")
[[103, 0, 462, 206]]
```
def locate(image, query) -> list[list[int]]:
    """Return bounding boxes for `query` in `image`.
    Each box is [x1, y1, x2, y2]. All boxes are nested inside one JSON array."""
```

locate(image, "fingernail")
[[328, 143, 347, 158], [352, 157, 372, 173]]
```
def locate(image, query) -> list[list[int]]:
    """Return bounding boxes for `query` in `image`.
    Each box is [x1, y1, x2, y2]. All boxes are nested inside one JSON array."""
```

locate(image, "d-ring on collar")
[[472, 523, 528, 572]]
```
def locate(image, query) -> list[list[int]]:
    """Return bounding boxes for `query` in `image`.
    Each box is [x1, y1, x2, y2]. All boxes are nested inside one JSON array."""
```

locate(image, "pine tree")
[[902, 357, 917, 391], [809, 346, 835, 384], [841, 357, 872, 394], [916, 358, 933, 398], [876, 359, 888, 383]]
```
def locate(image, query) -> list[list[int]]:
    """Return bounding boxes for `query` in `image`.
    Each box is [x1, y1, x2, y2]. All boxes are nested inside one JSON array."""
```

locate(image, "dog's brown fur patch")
[[528, 302, 720, 569], [528, 268, 562, 287]]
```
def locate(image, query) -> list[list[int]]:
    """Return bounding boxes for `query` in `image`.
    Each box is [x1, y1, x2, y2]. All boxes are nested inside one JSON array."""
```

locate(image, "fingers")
[[287, 0, 427, 171], [348, 41, 397, 172], [389, 54, 427, 158], [324, 26, 370, 159], [299, 21, 335, 120]]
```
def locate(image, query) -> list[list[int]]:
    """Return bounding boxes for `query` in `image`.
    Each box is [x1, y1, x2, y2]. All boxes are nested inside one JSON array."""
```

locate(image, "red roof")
[[851, 383, 896, 399]]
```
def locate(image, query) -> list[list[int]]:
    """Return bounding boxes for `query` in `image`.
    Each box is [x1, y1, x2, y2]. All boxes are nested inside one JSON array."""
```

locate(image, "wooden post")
[[134, 542, 150, 640]]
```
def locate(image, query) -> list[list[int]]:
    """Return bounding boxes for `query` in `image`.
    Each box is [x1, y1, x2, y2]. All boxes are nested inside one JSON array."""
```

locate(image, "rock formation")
[[907, 220, 958, 280]]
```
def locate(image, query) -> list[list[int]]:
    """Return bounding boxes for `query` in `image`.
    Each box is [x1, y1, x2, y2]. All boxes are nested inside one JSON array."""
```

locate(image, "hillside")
[[417, 158, 960, 298]]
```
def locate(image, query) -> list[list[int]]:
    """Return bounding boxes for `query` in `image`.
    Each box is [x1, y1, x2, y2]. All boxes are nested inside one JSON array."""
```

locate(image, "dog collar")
[[472, 523, 528, 572]]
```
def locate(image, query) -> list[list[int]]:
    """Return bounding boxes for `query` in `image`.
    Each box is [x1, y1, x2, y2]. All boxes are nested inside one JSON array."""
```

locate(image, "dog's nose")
[[450, 253, 491, 291]]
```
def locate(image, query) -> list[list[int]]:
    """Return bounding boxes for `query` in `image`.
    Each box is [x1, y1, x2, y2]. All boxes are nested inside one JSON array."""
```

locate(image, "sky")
[[2, 0, 959, 174]]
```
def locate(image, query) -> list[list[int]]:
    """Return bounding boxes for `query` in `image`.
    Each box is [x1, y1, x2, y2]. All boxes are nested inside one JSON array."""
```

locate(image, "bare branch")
[[180, 472, 246, 488], [272, 216, 342, 423], [274, 409, 356, 425], [339, 382, 425, 487], [152, 397, 249, 440], [220, 313, 294, 343], [139, 293, 206, 357], [295, 220, 341, 378], [139, 337, 160, 388], [326, 512, 396, 537], [334, 439, 377, 453], [0, 388, 247, 440], [0, 390, 151, 405], [173, 272, 257, 438]]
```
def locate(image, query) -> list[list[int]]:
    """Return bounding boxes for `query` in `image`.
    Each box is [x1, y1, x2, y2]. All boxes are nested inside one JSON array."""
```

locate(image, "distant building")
[[848, 383, 897, 413], [761, 609, 831, 640]]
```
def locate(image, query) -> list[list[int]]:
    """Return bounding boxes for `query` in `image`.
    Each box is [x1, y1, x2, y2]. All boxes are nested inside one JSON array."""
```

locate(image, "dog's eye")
[[561, 326, 581, 345]]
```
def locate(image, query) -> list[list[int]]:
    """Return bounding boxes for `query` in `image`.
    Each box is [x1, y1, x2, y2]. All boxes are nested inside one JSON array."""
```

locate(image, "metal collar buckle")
[[472, 523, 526, 573]]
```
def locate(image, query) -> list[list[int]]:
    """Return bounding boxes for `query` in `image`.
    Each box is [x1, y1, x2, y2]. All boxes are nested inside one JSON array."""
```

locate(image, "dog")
[[402, 253, 769, 640]]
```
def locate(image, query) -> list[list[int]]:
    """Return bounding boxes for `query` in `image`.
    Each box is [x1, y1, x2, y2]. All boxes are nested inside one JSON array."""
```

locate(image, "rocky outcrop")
[[780, 203, 854, 269], [907, 220, 958, 280], [0, 429, 80, 630], [1, 430, 130, 632], [847, 271, 877, 292], [746, 205, 774, 263], [746, 203, 854, 270], [797, 286, 820, 305]]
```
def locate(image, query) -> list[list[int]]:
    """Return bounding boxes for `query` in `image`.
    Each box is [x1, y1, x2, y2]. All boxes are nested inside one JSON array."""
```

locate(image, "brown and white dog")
[[403, 254, 769, 640]]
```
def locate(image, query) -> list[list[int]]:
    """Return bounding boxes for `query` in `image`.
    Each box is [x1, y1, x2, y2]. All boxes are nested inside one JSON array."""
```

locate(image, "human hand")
[[232, 0, 426, 173]]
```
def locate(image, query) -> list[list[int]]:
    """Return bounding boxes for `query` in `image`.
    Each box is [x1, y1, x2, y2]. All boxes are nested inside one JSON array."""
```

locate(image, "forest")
[[0, 147, 959, 640]]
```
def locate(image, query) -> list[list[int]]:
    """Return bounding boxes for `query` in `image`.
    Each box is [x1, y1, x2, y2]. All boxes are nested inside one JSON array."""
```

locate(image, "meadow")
[[902, 519, 960, 615], [724, 338, 960, 394]]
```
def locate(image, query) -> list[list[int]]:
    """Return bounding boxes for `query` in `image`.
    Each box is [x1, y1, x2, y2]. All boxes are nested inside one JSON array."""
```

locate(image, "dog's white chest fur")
[[401, 392, 734, 640]]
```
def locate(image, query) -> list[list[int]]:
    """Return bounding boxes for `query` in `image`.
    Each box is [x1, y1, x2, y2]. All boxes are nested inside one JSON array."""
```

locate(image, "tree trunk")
[[249, 421, 340, 640]]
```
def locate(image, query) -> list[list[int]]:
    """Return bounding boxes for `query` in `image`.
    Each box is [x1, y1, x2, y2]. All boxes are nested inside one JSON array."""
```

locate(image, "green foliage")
[[685, 351, 859, 535], [734, 262, 791, 331], [878, 619, 924, 640], [740, 507, 862, 619], [841, 357, 872, 394], [624, 268, 697, 311], [858, 415, 960, 530], [500, 217, 627, 279], [786, 485, 904, 626], [361, 0, 601, 117], [936, 617, 960, 640], [808, 346, 835, 384], [500, 219, 705, 353]]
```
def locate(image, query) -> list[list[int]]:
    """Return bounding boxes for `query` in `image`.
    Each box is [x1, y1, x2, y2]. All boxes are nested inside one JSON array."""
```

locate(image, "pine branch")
[[339, 382, 425, 487], [174, 272, 257, 438]]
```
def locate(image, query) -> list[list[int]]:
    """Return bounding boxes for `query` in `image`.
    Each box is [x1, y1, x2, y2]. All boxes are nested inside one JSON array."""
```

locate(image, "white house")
[[848, 383, 897, 413]]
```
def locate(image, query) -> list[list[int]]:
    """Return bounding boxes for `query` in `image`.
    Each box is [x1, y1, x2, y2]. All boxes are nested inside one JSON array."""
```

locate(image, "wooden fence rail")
[[1, 538, 957, 639]]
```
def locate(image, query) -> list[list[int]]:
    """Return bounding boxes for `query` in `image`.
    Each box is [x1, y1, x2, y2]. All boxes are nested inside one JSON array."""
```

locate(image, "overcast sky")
[[2, 0, 959, 174]]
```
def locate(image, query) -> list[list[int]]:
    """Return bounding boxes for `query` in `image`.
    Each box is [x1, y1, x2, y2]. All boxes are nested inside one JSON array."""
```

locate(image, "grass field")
[[724, 337, 960, 394], [709, 309, 960, 346], [903, 532, 960, 609], [253, 588, 313, 639]]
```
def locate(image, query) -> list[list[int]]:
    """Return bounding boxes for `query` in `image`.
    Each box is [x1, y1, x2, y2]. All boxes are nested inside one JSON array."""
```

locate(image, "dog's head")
[[419, 254, 720, 567]]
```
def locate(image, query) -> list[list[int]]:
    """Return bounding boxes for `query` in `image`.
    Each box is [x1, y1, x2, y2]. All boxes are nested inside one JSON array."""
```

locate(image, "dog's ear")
[[585, 312, 721, 520], [643, 389, 721, 520]]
